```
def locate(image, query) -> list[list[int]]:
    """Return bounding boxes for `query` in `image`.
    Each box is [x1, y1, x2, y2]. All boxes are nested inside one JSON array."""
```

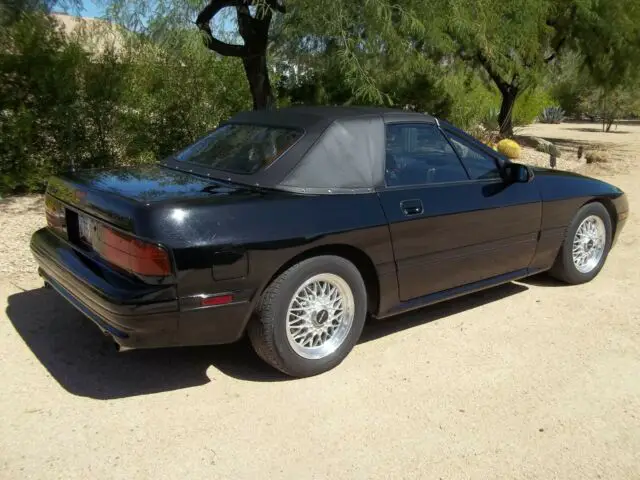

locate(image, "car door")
[[378, 120, 542, 301]]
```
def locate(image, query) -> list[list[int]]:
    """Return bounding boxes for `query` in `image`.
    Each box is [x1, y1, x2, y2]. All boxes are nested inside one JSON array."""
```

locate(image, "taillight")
[[93, 224, 172, 277], [45, 195, 66, 233]]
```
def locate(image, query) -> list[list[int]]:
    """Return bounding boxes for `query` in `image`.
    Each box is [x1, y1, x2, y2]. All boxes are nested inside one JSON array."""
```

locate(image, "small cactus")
[[585, 150, 609, 164], [497, 139, 521, 159], [532, 137, 561, 158]]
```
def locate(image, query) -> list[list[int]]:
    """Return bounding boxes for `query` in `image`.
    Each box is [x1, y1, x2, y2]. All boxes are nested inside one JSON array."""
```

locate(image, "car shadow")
[[518, 272, 567, 287], [6, 287, 286, 399], [7, 282, 528, 400], [360, 282, 527, 343]]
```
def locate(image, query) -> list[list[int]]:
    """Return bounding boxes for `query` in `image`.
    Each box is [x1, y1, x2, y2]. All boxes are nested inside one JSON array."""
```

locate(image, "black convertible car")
[[31, 106, 628, 377]]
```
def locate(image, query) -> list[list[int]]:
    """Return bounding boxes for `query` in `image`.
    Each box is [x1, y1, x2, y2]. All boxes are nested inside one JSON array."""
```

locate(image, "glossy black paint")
[[379, 180, 542, 301], [30, 108, 629, 350]]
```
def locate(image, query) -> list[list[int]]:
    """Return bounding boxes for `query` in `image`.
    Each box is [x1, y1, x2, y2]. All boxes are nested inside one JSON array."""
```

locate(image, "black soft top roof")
[[228, 106, 435, 130], [163, 106, 437, 194]]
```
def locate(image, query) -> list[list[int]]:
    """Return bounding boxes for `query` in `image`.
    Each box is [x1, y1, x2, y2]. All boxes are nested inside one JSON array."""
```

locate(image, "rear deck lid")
[[46, 164, 251, 231]]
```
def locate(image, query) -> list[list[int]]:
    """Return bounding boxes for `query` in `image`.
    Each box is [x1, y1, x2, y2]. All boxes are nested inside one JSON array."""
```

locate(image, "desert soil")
[[1, 121, 639, 479]]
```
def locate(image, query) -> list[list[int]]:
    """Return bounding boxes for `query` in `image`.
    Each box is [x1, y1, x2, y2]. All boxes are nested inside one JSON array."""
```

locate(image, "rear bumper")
[[31, 228, 250, 349]]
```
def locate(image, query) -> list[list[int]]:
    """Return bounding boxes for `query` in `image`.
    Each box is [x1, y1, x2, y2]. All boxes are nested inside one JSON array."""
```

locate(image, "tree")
[[421, 0, 576, 136], [273, 0, 428, 105], [196, 0, 285, 109], [572, 0, 640, 131], [579, 83, 640, 132]]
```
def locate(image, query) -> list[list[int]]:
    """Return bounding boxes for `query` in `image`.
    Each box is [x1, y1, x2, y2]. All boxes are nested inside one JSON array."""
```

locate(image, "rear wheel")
[[549, 202, 612, 284], [248, 256, 367, 377]]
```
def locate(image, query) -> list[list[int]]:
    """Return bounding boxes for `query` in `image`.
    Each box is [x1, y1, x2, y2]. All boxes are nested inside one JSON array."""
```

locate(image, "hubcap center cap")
[[314, 309, 329, 326]]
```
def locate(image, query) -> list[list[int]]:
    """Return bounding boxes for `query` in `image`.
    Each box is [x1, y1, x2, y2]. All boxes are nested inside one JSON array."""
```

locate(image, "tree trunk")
[[196, 1, 284, 112], [498, 87, 518, 137], [242, 54, 275, 110], [606, 118, 615, 132]]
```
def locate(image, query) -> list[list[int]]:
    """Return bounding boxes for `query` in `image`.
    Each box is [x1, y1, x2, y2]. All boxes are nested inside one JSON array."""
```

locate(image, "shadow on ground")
[[566, 127, 631, 134], [530, 136, 609, 150], [518, 273, 568, 287], [359, 282, 527, 343], [7, 282, 527, 400]]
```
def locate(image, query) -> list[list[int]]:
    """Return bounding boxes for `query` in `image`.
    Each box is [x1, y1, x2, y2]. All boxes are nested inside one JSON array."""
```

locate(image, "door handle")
[[400, 199, 423, 216]]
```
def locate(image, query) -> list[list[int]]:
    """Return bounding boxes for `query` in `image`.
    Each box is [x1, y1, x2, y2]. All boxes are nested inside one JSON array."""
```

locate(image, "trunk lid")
[[46, 164, 265, 234]]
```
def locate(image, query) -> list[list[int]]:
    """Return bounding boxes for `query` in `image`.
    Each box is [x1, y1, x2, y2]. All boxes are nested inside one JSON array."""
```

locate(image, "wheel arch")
[[584, 197, 618, 240], [259, 244, 381, 317]]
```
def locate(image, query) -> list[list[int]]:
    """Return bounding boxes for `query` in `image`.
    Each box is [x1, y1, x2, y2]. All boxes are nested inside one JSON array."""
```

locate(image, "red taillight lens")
[[45, 195, 66, 232], [93, 225, 172, 277]]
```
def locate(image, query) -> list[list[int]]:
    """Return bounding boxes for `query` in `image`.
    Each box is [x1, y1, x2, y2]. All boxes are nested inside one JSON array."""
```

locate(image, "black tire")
[[248, 255, 367, 377], [549, 202, 612, 284]]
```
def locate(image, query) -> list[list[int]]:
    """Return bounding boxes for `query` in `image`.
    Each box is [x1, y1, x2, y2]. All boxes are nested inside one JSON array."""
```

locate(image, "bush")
[[438, 68, 499, 130], [0, 13, 250, 195], [513, 87, 555, 126], [585, 150, 609, 164], [0, 13, 89, 192]]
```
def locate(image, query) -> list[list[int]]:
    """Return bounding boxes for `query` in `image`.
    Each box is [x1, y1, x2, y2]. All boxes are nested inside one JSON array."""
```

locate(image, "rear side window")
[[385, 124, 469, 186], [445, 133, 501, 180], [174, 124, 302, 174]]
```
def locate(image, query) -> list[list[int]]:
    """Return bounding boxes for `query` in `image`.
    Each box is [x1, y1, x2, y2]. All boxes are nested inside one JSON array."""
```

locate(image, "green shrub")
[[513, 87, 555, 126], [0, 13, 250, 195], [443, 72, 499, 130]]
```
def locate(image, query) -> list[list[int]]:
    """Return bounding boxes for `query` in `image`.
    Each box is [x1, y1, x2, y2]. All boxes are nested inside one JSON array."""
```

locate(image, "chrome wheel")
[[285, 273, 355, 360], [572, 215, 606, 274]]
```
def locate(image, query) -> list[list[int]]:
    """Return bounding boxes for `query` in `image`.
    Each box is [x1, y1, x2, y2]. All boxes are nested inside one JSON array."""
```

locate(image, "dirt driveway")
[[1, 122, 639, 479]]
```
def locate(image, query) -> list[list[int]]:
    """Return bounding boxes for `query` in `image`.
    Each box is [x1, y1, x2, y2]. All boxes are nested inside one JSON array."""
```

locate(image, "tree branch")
[[196, 0, 248, 57], [545, 4, 577, 63], [196, 0, 284, 57], [475, 50, 510, 93], [266, 0, 286, 13], [236, 2, 272, 53], [545, 36, 567, 63]]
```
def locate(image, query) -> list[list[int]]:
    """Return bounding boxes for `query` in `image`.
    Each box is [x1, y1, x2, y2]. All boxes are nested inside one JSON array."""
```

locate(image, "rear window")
[[173, 123, 302, 174]]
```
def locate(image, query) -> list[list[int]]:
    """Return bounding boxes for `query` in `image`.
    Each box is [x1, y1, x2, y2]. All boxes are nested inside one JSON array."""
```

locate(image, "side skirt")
[[376, 268, 545, 319]]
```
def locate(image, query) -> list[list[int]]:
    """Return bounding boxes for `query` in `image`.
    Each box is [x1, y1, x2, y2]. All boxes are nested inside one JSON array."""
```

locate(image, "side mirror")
[[501, 163, 533, 184]]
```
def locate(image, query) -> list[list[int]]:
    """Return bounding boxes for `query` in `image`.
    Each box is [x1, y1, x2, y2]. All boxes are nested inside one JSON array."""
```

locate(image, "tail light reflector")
[[201, 294, 233, 307], [93, 224, 172, 277]]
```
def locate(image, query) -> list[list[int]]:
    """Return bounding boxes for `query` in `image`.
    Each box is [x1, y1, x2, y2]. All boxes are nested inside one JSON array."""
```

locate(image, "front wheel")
[[248, 256, 367, 377], [549, 202, 612, 284]]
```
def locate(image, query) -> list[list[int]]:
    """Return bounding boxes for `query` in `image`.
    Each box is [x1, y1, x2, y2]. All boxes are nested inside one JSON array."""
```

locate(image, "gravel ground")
[[0, 194, 45, 282], [1, 122, 639, 479]]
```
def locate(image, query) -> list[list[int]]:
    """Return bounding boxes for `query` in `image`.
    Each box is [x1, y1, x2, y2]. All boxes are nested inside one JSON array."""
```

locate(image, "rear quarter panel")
[[146, 192, 396, 318]]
